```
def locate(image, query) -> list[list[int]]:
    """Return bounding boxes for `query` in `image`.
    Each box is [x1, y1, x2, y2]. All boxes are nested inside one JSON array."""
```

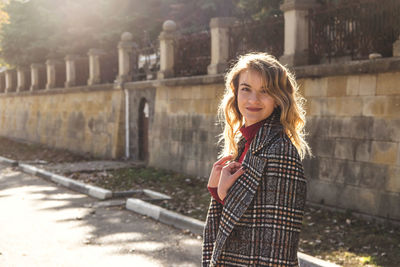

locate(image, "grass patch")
[[300, 206, 400, 266], [68, 167, 211, 221], [0, 136, 93, 163]]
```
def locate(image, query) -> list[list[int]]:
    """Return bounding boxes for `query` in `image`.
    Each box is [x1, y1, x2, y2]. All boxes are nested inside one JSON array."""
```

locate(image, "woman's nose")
[[248, 92, 259, 102]]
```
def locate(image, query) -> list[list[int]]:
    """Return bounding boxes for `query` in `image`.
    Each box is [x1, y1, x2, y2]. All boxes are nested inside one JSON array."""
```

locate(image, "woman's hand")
[[207, 155, 233, 187], [217, 162, 245, 201]]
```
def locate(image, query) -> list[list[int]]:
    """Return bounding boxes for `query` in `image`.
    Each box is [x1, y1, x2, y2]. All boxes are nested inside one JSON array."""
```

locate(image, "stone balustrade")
[[0, 10, 399, 94]]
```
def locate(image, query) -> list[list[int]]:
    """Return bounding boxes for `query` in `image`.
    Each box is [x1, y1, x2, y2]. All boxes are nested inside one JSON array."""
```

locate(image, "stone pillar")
[[65, 54, 78, 88], [30, 63, 43, 91], [279, 0, 318, 66], [157, 20, 177, 79], [115, 32, 136, 85], [88, 49, 105, 85], [16, 67, 28, 92], [46, 59, 58, 89], [207, 17, 235, 75], [5, 69, 16, 93], [393, 35, 400, 57], [45, 59, 58, 89]]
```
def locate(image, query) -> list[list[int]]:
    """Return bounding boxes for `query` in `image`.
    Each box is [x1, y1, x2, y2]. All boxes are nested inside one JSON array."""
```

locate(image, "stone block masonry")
[[148, 76, 224, 178], [0, 84, 125, 158], [298, 61, 400, 222]]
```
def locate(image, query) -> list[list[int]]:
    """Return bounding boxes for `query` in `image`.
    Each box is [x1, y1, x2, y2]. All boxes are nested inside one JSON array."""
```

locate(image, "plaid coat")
[[202, 109, 307, 266]]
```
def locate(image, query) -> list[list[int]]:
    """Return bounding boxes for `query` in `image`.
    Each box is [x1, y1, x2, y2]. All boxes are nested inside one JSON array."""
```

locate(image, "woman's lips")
[[246, 107, 262, 112]]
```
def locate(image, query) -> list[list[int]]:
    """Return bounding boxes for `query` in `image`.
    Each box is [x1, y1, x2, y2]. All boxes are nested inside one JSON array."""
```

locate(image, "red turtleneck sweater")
[[207, 120, 265, 205]]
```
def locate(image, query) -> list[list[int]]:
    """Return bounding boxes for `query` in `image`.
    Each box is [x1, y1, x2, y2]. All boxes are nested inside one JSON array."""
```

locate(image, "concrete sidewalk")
[[0, 162, 201, 267]]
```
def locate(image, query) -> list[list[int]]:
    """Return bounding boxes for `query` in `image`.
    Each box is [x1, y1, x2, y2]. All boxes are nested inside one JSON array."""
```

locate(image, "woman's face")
[[237, 69, 276, 127]]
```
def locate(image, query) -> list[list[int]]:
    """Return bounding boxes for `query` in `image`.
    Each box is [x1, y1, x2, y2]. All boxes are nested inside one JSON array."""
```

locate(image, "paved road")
[[0, 163, 202, 267]]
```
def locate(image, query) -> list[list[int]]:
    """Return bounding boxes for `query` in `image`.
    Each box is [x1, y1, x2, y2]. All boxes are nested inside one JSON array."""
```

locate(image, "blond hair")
[[218, 52, 311, 160]]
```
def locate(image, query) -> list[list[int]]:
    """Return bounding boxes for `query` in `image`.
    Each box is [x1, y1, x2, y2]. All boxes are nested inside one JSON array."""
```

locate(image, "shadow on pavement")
[[0, 164, 201, 266]]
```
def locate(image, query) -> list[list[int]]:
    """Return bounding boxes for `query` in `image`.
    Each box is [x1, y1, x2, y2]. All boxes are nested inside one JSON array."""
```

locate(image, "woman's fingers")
[[217, 166, 245, 200], [222, 163, 244, 178], [215, 155, 233, 166], [220, 166, 245, 189], [223, 161, 242, 173]]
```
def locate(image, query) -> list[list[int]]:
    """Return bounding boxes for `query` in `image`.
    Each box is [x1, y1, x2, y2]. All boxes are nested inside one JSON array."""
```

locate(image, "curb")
[[143, 189, 171, 200], [126, 198, 204, 235], [0, 156, 18, 167], [112, 189, 171, 200], [298, 252, 341, 267], [0, 157, 340, 267], [18, 163, 112, 200]]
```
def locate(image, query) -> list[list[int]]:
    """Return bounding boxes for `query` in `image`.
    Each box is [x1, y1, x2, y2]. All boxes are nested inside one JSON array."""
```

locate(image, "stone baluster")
[[5, 69, 16, 93], [30, 63, 43, 91], [157, 20, 177, 79], [17, 67, 28, 92], [88, 49, 105, 85], [207, 17, 236, 75], [46, 59, 58, 89], [65, 54, 78, 88]]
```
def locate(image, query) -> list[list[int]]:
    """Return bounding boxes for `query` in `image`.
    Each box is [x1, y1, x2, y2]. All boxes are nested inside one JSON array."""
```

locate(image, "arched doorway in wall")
[[138, 98, 149, 161]]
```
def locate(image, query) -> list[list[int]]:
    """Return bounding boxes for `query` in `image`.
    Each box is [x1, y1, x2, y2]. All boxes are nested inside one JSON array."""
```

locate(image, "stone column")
[[279, 0, 318, 66], [65, 54, 78, 88], [30, 63, 43, 91], [5, 69, 16, 93], [207, 17, 235, 75], [115, 32, 136, 85], [393, 35, 400, 57], [88, 49, 105, 85], [45, 59, 58, 89], [16, 67, 28, 92], [157, 20, 177, 79]]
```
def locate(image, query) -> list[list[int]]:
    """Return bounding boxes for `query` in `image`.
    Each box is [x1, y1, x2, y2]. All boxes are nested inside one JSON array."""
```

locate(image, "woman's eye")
[[241, 87, 250, 91]]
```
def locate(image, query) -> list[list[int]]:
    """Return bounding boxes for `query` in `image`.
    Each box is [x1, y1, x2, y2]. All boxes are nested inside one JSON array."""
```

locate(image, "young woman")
[[202, 52, 311, 266]]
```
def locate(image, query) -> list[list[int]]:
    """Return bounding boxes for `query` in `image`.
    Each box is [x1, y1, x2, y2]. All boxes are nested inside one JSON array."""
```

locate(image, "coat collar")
[[249, 107, 283, 155], [236, 107, 283, 161]]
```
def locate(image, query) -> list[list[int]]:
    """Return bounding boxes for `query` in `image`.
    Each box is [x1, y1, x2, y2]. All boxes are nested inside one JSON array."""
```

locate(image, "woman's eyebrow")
[[239, 82, 251, 87], [240, 82, 268, 91]]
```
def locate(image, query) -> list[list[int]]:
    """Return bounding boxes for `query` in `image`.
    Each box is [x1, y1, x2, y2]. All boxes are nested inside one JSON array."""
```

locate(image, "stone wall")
[[296, 60, 400, 221], [0, 84, 125, 158], [148, 75, 224, 177]]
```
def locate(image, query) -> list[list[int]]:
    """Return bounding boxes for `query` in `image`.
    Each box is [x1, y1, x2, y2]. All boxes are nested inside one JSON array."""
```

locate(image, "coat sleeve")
[[260, 137, 307, 263], [202, 197, 223, 266]]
